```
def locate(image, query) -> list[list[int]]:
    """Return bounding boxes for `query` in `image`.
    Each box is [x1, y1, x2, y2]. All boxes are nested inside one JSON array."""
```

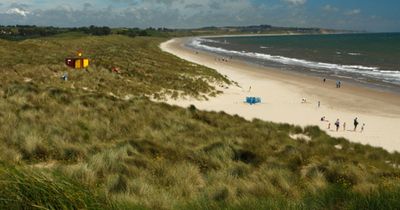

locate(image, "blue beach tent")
[[246, 97, 261, 105]]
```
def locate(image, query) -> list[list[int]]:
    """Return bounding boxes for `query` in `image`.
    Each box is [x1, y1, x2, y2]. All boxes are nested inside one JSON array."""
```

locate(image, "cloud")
[[0, 0, 398, 32], [6, 8, 30, 16], [323, 4, 339, 12], [282, 0, 307, 6], [346, 9, 361, 16], [9, 3, 30, 9]]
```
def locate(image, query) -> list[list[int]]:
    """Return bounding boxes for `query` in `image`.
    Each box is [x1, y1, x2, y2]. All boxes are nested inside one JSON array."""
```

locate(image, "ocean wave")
[[199, 38, 221, 43], [190, 38, 400, 84], [348, 52, 362, 56]]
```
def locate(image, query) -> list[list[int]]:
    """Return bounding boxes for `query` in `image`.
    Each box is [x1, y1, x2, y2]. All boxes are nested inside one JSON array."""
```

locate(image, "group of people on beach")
[[320, 77, 367, 132], [321, 116, 365, 133], [215, 56, 232, 62], [215, 57, 227, 62], [323, 77, 342, 88]]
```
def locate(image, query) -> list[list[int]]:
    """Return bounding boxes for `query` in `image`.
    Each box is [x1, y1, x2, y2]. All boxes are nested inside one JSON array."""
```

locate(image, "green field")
[[0, 34, 399, 209]]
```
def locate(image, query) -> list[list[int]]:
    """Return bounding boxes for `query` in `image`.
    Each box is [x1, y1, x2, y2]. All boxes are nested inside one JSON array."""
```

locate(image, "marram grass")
[[0, 34, 399, 209]]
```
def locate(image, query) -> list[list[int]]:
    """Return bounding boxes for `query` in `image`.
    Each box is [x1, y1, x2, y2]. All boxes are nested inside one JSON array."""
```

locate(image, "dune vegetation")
[[0, 34, 400, 209]]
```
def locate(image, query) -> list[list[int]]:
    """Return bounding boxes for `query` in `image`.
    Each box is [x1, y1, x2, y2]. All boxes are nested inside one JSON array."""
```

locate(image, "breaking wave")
[[348, 52, 362, 56], [190, 38, 400, 85]]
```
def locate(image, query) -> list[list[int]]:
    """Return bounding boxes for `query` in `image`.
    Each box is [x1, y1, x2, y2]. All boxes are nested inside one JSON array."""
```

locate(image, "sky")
[[0, 0, 399, 32]]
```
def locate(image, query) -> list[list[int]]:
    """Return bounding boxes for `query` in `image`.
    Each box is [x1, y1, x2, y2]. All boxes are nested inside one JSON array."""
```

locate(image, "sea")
[[188, 33, 400, 93]]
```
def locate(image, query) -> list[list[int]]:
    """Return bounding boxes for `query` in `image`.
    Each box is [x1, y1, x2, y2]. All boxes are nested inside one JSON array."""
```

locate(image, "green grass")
[[0, 34, 399, 209], [179, 184, 400, 210], [0, 35, 229, 100], [0, 163, 108, 209]]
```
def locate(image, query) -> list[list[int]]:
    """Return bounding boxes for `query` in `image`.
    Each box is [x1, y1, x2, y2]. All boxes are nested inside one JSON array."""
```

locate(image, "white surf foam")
[[190, 38, 400, 85], [348, 52, 362, 56]]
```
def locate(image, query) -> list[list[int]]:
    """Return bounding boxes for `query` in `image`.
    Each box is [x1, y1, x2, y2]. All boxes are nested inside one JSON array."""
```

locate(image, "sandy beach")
[[160, 37, 400, 152]]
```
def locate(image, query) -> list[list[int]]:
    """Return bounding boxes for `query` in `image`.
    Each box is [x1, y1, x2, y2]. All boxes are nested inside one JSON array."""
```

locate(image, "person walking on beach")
[[354, 117, 359, 131], [328, 123, 331, 130], [338, 80, 342, 88], [361, 123, 365, 133], [343, 122, 346, 131], [335, 119, 340, 131], [323, 78, 326, 83], [318, 101, 321, 108]]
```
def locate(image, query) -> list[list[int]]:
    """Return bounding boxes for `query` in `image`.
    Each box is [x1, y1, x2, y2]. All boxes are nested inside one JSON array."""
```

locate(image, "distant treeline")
[[116, 27, 174, 37], [0, 25, 171, 40], [0, 25, 68, 40], [0, 24, 345, 40], [70, 26, 112, 36]]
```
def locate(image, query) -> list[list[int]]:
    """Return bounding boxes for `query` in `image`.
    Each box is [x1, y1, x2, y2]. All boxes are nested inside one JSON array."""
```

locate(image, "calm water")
[[189, 33, 400, 92]]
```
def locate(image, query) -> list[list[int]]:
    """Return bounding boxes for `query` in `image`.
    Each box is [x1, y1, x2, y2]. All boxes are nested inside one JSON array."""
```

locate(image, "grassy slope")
[[0, 34, 228, 99], [0, 34, 399, 209]]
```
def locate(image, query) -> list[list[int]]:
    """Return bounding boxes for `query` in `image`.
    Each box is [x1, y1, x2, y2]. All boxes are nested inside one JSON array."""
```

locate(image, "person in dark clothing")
[[354, 117, 359, 131], [335, 119, 340, 131]]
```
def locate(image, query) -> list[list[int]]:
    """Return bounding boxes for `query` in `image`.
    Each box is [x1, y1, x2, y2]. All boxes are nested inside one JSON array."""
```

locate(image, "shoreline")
[[189, 35, 400, 95], [186, 40, 400, 98], [160, 37, 400, 152]]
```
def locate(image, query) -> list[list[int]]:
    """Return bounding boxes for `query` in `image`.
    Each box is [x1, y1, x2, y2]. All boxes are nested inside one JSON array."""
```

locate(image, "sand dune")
[[160, 38, 400, 152]]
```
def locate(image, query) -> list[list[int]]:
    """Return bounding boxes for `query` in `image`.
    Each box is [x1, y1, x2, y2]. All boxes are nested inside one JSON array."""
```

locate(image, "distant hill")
[[0, 24, 353, 40], [194, 24, 347, 34]]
